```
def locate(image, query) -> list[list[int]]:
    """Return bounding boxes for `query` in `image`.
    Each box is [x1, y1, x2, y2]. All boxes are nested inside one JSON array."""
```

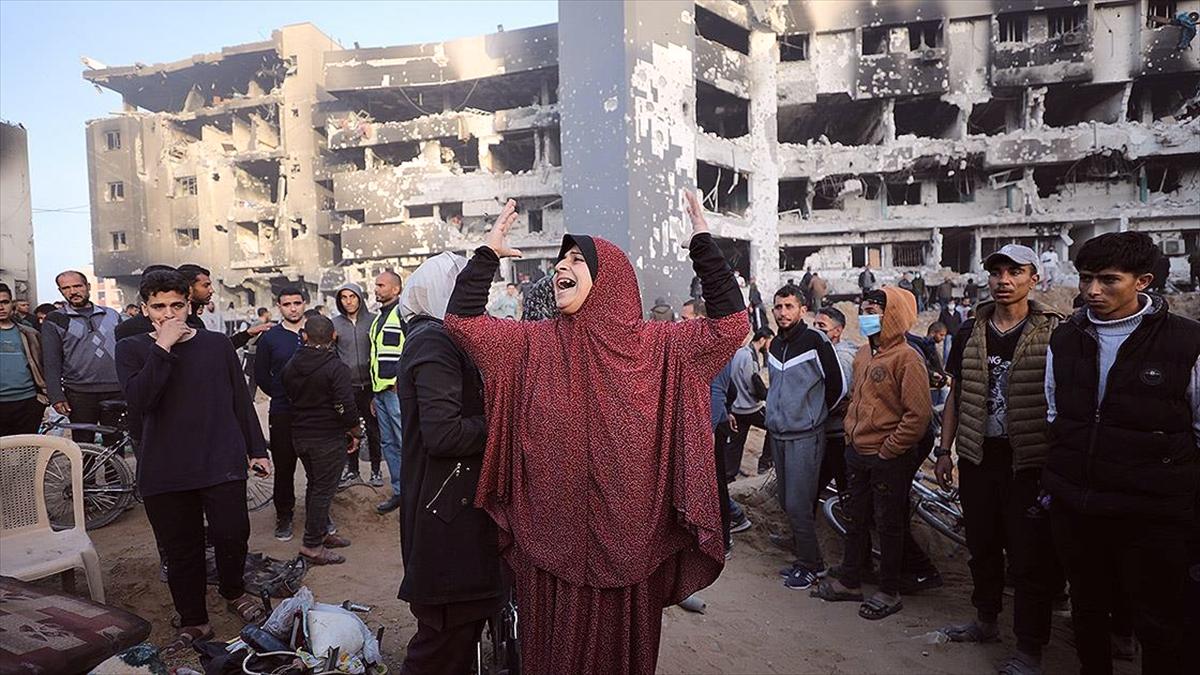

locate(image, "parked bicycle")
[[38, 400, 275, 531]]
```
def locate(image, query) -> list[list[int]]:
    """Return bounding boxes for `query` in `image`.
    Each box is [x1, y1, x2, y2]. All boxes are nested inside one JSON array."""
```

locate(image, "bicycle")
[[38, 400, 276, 531]]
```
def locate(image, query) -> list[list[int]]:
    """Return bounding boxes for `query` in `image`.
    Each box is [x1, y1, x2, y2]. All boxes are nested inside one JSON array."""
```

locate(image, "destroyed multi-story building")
[[1, 121, 37, 302], [83, 0, 1200, 308]]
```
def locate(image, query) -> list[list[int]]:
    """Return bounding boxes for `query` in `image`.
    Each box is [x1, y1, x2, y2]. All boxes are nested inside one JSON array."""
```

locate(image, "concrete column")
[[559, 0, 696, 309], [745, 29, 781, 296]]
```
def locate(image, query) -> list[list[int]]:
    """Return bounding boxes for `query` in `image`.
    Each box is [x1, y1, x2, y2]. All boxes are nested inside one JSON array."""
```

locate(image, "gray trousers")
[[773, 430, 826, 570]]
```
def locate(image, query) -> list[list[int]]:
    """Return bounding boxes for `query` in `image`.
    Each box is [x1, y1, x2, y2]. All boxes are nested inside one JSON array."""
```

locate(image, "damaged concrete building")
[[83, 0, 1200, 307]]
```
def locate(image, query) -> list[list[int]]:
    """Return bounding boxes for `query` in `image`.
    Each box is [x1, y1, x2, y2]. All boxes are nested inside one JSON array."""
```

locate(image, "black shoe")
[[784, 566, 819, 590], [274, 518, 293, 542], [900, 571, 944, 594], [779, 561, 799, 578], [729, 514, 753, 534], [376, 495, 402, 514]]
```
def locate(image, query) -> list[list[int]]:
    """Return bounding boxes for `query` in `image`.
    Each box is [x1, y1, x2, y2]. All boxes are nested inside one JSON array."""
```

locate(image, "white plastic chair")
[[0, 434, 104, 602]]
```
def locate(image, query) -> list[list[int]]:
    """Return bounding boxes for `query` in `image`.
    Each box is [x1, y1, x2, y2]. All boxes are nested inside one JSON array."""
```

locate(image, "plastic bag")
[[310, 602, 382, 666], [262, 585, 315, 640]]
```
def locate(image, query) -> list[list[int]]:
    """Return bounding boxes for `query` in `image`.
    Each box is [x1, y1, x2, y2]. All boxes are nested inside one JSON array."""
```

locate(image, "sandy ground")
[[86, 424, 1143, 675]]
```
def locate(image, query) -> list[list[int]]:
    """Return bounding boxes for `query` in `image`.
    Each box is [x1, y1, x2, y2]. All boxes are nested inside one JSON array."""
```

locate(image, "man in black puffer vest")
[[1043, 232, 1200, 675]]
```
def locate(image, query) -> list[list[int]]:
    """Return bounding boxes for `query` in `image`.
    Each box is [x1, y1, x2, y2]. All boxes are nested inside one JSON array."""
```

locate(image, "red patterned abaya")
[[444, 233, 746, 674]]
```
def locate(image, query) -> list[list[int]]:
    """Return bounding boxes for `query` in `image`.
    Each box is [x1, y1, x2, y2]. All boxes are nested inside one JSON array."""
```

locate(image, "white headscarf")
[[399, 252, 469, 321]]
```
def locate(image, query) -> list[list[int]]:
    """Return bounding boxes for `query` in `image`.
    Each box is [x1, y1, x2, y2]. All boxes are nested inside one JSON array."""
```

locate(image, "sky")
[[0, 0, 558, 303]]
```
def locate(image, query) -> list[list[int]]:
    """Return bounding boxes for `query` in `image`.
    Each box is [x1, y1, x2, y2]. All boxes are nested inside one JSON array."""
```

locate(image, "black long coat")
[[396, 315, 502, 606]]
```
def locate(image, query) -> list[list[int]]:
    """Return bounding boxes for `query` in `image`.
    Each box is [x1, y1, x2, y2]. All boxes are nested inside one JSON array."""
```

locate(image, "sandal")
[[226, 594, 267, 624], [810, 579, 864, 602], [162, 625, 213, 656], [323, 534, 351, 549], [858, 593, 903, 620], [300, 549, 346, 566], [942, 620, 1000, 643]]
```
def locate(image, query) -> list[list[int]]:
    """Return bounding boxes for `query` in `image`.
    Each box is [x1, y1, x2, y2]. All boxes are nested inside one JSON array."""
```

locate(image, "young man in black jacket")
[[1043, 232, 1200, 675], [282, 315, 360, 565], [395, 254, 502, 673]]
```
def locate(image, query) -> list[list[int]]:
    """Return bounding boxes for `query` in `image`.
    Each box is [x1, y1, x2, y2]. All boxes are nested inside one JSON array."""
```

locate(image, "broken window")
[[894, 97, 961, 139], [440, 137, 480, 173], [968, 97, 1017, 135], [489, 131, 537, 173], [862, 26, 889, 55], [940, 229, 974, 273], [937, 177, 975, 203], [176, 176, 198, 196], [779, 33, 810, 61], [368, 142, 421, 169], [778, 179, 809, 216], [1034, 165, 1069, 198], [110, 231, 127, 252], [1144, 163, 1183, 196], [407, 204, 434, 218], [695, 5, 750, 55], [811, 175, 861, 211], [1127, 73, 1200, 122], [893, 242, 927, 267], [886, 180, 922, 206], [106, 181, 125, 202], [852, 245, 883, 269], [105, 130, 121, 151], [697, 161, 749, 216], [998, 14, 1028, 43], [780, 246, 820, 272], [778, 96, 886, 145], [528, 208, 543, 233], [1043, 83, 1126, 127], [696, 82, 749, 138], [1148, 1, 1177, 21], [907, 21, 943, 51], [1048, 7, 1086, 38], [175, 227, 200, 247]]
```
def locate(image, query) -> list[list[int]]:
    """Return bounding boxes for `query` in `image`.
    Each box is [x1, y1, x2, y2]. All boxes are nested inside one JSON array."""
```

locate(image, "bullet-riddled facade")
[[84, 1, 1200, 306]]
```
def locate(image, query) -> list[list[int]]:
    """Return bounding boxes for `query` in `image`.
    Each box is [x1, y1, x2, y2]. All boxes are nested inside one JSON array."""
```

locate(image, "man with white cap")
[[934, 244, 1066, 674]]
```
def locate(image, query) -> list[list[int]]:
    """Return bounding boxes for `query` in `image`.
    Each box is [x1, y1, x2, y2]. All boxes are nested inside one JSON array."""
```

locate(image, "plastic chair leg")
[[80, 547, 105, 603]]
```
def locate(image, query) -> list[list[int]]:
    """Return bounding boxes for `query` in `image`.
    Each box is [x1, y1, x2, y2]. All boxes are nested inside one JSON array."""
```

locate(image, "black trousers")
[[958, 438, 1063, 652], [295, 437, 345, 548], [725, 409, 771, 480], [63, 388, 123, 445], [840, 449, 914, 595], [818, 432, 848, 495], [714, 424, 732, 549], [143, 480, 249, 627], [1052, 506, 1189, 675], [0, 396, 46, 436], [346, 387, 382, 472], [400, 600, 493, 675], [269, 412, 298, 521]]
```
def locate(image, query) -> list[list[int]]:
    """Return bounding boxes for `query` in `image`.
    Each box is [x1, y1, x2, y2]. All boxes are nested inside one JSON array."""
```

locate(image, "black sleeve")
[[446, 246, 500, 317], [413, 336, 488, 458], [230, 330, 252, 350], [690, 233, 744, 319], [816, 334, 845, 410], [946, 320, 973, 387], [331, 363, 360, 432], [226, 340, 267, 458]]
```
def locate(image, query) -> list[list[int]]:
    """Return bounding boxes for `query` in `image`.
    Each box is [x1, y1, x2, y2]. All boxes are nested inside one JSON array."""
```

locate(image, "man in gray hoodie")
[[333, 282, 382, 486]]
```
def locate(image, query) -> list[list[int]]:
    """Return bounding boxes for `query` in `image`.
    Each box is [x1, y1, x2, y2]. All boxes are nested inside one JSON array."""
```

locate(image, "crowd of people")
[[0, 198, 1197, 674]]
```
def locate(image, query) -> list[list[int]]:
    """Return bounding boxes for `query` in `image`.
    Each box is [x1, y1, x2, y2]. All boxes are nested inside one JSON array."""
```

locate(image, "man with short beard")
[[40, 270, 123, 444], [935, 245, 1065, 674], [333, 282, 382, 487], [370, 270, 406, 514]]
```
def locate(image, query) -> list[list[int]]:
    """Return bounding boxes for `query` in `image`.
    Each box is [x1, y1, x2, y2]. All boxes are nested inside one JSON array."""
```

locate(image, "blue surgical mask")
[[859, 314, 882, 338]]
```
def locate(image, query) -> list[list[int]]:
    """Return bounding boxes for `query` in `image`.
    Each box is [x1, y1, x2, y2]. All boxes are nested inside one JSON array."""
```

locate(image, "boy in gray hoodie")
[[332, 282, 382, 486]]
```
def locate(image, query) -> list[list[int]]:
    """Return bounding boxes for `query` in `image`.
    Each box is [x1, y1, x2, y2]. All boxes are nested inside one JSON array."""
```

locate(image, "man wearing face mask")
[[766, 284, 845, 590], [811, 288, 933, 621]]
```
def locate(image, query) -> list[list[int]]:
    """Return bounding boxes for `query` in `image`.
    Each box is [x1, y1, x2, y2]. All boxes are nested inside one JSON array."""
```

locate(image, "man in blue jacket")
[[255, 287, 306, 541]]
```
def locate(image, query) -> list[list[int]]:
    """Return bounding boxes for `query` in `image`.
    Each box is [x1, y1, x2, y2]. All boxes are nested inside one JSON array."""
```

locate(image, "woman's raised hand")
[[486, 199, 523, 258], [684, 190, 710, 240]]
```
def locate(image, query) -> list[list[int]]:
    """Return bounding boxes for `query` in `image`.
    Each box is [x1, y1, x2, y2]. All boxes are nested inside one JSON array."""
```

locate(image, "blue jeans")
[[374, 389, 403, 497]]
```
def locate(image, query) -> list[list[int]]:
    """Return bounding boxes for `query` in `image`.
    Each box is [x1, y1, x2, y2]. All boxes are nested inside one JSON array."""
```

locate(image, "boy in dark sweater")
[[115, 271, 270, 653], [282, 315, 361, 565]]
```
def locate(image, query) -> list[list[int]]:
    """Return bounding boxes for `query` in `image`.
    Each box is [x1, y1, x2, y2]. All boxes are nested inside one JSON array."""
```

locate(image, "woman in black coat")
[[395, 252, 502, 674]]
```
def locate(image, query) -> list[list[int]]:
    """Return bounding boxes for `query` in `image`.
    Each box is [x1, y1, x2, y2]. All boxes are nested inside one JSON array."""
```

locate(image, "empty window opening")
[[893, 242, 927, 267], [489, 131, 537, 173], [1044, 83, 1126, 127], [1048, 7, 1086, 38], [528, 208, 543, 233], [440, 137, 480, 173], [998, 13, 1029, 43], [778, 179, 809, 216], [811, 174, 859, 211], [176, 176, 198, 196], [887, 181, 922, 206], [106, 181, 125, 202], [908, 20, 943, 51], [862, 26, 889, 55], [695, 5, 750, 55], [937, 176, 975, 203], [779, 96, 886, 145], [852, 245, 883, 269], [780, 246, 820, 272], [1034, 165, 1071, 198], [1145, 164, 1183, 195], [697, 161, 749, 216], [1127, 74, 1200, 122], [967, 97, 1017, 135], [940, 229, 974, 273], [234, 221, 262, 257], [175, 227, 200, 247], [105, 130, 121, 151], [407, 204, 434, 218], [368, 142, 421, 168], [779, 33, 810, 61], [696, 82, 750, 138], [437, 202, 464, 226], [894, 98, 961, 139], [1148, 1, 1177, 21], [110, 231, 127, 252]]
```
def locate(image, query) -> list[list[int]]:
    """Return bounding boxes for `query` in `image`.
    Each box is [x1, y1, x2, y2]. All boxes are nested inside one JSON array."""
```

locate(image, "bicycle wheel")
[[915, 499, 967, 547], [43, 444, 135, 531], [246, 472, 274, 512], [822, 493, 881, 559]]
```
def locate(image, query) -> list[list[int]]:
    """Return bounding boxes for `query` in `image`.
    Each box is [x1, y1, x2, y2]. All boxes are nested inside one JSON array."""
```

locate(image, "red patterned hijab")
[[446, 235, 745, 600]]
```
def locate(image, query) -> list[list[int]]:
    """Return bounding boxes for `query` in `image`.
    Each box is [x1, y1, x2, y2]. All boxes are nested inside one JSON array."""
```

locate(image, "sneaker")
[[784, 566, 819, 590], [779, 562, 799, 578], [338, 470, 360, 489], [900, 571, 944, 594], [376, 494, 402, 514], [159, 561, 168, 583], [274, 518, 293, 542], [369, 470, 384, 487], [729, 514, 753, 534]]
